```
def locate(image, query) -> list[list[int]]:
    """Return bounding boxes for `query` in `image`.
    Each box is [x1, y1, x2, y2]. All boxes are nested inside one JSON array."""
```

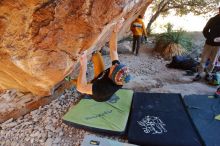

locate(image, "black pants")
[[132, 35, 141, 55]]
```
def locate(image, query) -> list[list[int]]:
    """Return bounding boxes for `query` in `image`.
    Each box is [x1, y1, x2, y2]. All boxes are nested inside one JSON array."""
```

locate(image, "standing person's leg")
[[132, 35, 137, 54], [194, 44, 212, 81], [206, 46, 220, 75], [91, 51, 105, 79], [135, 35, 141, 55]]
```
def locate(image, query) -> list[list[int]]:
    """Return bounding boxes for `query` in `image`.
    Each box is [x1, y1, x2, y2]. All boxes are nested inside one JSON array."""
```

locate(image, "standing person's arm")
[[203, 18, 212, 39], [109, 18, 124, 62], [77, 51, 93, 95]]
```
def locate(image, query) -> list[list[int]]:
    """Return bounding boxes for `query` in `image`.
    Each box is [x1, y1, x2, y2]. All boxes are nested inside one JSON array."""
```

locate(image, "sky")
[[144, 9, 217, 33]]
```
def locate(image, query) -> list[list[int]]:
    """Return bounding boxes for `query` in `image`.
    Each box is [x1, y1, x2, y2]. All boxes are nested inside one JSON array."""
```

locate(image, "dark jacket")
[[203, 14, 220, 46]]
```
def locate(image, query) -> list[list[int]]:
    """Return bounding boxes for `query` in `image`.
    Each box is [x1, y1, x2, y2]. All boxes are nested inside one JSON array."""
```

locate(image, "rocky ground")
[[0, 39, 216, 146]]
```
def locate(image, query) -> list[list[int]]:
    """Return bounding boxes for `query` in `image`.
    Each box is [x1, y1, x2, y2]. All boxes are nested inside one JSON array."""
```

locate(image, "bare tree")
[[147, 0, 220, 34]]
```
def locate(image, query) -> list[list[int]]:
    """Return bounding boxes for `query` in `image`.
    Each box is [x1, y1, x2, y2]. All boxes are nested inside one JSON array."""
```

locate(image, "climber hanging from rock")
[[76, 18, 131, 102]]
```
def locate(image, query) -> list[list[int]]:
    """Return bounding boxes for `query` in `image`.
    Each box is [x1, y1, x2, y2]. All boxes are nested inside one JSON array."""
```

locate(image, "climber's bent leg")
[[92, 51, 105, 79]]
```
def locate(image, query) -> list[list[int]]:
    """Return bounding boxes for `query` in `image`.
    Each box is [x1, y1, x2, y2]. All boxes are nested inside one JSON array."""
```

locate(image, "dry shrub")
[[155, 23, 192, 59], [161, 43, 186, 60], [154, 23, 192, 60]]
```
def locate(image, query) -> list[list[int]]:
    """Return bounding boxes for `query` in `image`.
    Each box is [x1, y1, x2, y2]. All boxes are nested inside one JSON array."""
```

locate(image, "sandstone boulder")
[[0, 0, 152, 96]]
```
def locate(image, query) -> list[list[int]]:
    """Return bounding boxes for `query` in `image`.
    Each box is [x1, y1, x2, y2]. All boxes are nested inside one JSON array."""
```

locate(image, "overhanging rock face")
[[0, 0, 152, 96]]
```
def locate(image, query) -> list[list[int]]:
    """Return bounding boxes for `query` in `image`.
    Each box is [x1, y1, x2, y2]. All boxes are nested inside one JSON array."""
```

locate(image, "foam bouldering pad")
[[128, 92, 203, 146], [184, 95, 220, 146], [81, 135, 137, 146], [63, 89, 133, 135]]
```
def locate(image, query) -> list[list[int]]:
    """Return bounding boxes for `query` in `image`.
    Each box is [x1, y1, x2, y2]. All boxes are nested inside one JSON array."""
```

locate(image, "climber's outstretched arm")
[[109, 18, 124, 62], [76, 51, 92, 95]]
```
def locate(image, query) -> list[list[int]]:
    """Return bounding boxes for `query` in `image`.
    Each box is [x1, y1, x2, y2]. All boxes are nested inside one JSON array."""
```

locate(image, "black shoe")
[[205, 74, 212, 82], [193, 74, 202, 81]]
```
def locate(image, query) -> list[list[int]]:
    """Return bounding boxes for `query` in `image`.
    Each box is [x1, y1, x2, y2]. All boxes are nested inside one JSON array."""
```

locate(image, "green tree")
[[147, 0, 220, 34]]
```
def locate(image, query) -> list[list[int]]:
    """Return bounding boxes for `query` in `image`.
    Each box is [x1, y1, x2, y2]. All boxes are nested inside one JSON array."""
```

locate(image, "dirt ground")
[[119, 40, 216, 96], [0, 37, 217, 146]]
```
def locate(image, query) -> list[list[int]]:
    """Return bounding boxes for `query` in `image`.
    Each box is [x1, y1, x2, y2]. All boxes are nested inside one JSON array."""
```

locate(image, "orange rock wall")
[[0, 0, 152, 96]]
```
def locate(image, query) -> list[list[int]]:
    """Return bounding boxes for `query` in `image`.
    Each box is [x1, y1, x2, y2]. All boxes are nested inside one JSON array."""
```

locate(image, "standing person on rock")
[[193, 5, 220, 81], [76, 18, 131, 102], [130, 15, 147, 56]]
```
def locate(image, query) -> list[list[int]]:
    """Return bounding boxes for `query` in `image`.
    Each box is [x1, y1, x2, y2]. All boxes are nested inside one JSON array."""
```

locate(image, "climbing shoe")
[[65, 76, 71, 81]]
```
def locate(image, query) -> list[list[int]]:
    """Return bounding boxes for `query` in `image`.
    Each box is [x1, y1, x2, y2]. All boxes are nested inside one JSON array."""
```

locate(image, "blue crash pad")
[[184, 95, 220, 146], [128, 92, 203, 146]]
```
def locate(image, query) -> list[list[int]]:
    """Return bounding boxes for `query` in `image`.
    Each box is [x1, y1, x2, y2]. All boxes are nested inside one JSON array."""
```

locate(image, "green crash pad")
[[81, 135, 137, 146], [63, 89, 133, 135]]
